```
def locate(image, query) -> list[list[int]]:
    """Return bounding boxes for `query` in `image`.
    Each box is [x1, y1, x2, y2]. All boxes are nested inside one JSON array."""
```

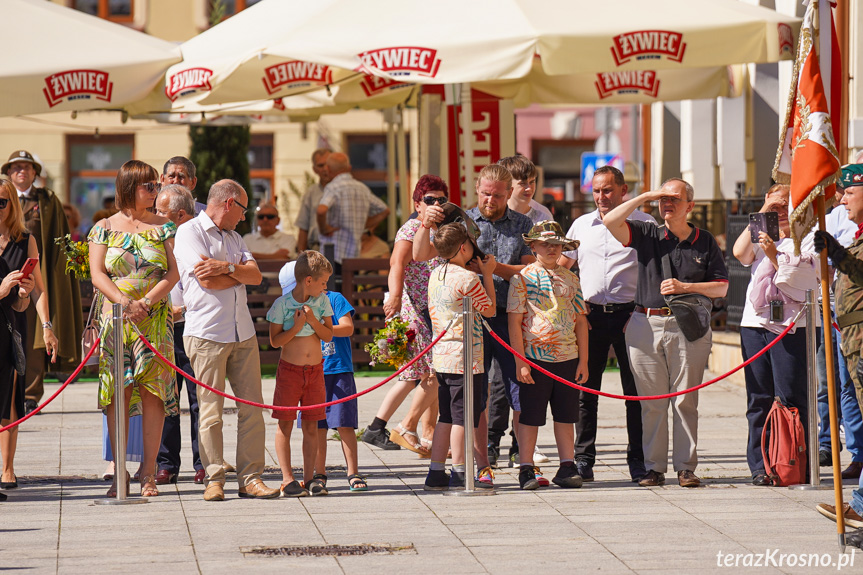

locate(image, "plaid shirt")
[[466, 207, 533, 307], [319, 173, 388, 263]]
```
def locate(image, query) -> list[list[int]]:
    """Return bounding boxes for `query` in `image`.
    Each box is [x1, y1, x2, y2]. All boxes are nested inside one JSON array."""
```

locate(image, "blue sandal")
[[348, 474, 368, 492]]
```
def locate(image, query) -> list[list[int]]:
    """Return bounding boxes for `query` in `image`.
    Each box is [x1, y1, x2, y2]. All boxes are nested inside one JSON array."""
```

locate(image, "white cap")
[[279, 261, 297, 295]]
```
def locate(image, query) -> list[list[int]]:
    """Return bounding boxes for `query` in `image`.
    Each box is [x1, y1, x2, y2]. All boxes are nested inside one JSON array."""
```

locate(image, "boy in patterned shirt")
[[267, 251, 334, 497], [424, 223, 497, 491], [508, 221, 589, 490]]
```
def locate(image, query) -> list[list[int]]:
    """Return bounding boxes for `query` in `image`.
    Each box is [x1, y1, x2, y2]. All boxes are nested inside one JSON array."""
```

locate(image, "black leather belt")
[[589, 301, 636, 314]]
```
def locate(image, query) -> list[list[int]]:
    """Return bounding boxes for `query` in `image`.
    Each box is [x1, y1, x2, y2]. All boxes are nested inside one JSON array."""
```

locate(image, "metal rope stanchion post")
[[95, 303, 147, 505], [793, 289, 828, 490], [445, 296, 493, 497]]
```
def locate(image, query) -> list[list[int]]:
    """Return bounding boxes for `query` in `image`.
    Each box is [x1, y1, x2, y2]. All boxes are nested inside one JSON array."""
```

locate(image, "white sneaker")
[[533, 446, 550, 464]]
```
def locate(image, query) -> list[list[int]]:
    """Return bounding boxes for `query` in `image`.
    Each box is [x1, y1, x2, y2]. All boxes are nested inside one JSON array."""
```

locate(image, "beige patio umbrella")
[[1, 0, 181, 117], [249, 0, 799, 83]]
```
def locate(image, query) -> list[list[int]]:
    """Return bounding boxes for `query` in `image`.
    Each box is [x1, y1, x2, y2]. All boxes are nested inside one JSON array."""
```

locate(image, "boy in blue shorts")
[[282, 262, 367, 492], [508, 221, 589, 490], [268, 251, 334, 497], [424, 223, 497, 490]]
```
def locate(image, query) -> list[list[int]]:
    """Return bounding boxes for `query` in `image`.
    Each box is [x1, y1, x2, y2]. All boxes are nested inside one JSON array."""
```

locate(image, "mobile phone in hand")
[[19, 257, 39, 280], [749, 212, 780, 243]]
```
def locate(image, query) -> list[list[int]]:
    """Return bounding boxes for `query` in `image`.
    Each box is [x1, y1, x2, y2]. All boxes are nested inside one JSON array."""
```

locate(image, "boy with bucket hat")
[[507, 221, 589, 490]]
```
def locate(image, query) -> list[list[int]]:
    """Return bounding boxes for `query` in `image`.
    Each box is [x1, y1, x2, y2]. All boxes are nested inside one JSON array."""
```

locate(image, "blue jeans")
[[816, 329, 863, 461]]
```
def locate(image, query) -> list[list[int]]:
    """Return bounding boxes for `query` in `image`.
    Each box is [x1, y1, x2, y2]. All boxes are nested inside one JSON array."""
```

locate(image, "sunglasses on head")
[[0, 198, 8, 209], [142, 182, 162, 193], [257, 213, 277, 220], [422, 196, 447, 206]]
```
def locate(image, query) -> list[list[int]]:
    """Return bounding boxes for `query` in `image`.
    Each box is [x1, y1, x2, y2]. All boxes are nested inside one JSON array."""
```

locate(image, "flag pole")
[[815, 194, 846, 552]]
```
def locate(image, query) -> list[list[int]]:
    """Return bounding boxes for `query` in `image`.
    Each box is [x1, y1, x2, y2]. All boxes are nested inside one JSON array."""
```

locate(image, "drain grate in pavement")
[[241, 543, 416, 558]]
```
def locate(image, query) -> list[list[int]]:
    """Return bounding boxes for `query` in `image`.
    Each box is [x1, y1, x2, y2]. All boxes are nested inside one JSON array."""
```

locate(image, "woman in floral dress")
[[88, 160, 179, 498], [364, 176, 448, 455]]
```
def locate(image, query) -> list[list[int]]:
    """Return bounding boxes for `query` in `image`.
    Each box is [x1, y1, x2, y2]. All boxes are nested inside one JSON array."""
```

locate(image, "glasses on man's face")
[[422, 196, 447, 206], [0, 198, 9, 209], [142, 182, 162, 193], [257, 213, 277, 220], [230, 198, 248, 214]]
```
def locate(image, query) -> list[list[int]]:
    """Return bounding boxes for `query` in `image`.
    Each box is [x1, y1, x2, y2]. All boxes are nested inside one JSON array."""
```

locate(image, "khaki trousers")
[[625, 312, 712, 474], [184, 335, 265, 487]]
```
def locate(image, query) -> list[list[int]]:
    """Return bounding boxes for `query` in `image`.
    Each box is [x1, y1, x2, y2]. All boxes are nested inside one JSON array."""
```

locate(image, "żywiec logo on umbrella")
[[355, 47, 441, 78], [360, 75, 408, 97], [165, 68, 214, 101], [611, 30, 686, 65], [778, 23, 794, 56], [595, 70, 660, 99], [262, 61, 334, 95], [43, 70, 113, 108]]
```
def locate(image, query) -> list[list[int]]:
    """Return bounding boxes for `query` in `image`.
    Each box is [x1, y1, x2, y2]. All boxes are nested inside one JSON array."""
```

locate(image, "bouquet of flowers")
[[365, 316, 417, 369], [55, 235, 91, 279]]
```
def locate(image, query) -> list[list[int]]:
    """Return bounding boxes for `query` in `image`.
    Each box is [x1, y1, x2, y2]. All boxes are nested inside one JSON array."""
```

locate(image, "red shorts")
[[272, 360, 325, 421]]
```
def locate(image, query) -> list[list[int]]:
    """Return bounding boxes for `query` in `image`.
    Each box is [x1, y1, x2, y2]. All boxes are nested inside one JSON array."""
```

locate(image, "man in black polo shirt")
[[603, 178, 728, 488]]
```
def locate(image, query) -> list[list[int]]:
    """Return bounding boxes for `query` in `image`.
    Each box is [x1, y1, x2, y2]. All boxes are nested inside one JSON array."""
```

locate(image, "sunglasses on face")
[[0, 198, 8, 209], [142, 182, 162, 193], [257, 213, 277, 220], [422, 196, 447, 206]]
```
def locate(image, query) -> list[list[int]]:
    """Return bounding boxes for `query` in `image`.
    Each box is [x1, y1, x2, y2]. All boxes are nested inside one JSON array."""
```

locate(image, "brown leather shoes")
[[638, 470, 665, 487], [817, 503, 863, 528], [678, 470, 701, 488], [238, 479, 280, 499], [842, 462, 863, 480], [194, 469, 206, 484], [203, 483, 225, 502], [154, 469, 177, 485]]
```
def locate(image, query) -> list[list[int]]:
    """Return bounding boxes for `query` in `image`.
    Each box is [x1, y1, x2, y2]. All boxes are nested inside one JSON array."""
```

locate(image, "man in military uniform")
[[2, 150, 82, 414], [813, 163, 863, 546]]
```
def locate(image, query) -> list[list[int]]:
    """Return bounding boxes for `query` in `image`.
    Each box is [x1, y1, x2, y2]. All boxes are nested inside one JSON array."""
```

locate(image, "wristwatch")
[[42, 321, 53, 330], [227, 263, 236, 275], [143, 297, 152, 307]]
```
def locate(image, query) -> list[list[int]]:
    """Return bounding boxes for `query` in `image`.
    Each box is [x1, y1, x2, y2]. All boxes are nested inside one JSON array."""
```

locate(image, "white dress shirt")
[[564, 208, 657, 304], [173, 211, 256, 343], [242, 230, 297, 257]]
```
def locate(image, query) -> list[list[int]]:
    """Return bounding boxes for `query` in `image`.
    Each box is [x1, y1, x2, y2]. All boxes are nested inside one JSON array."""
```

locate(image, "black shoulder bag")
[[661, 250, 713, 342]]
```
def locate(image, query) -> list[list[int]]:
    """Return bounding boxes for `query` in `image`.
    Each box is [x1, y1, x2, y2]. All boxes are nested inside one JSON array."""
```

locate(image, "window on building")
[[248, 133, 274, 208], [345, 133, 410, 207], [208, 0, 263, 21], [72, 0, 133, 22], [67, 135, 134, 234]]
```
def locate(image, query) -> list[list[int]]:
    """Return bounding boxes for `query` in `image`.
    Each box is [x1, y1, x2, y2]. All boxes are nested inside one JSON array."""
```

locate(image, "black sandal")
[[348, 474, 368, 492], [308, 475, 328, 496]]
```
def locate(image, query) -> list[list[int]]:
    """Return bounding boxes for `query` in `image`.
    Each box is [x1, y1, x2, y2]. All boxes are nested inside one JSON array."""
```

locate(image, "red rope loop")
[[482, 312, 801, 401], [0, 338, 101, 434], [135, 321, 450, 411]]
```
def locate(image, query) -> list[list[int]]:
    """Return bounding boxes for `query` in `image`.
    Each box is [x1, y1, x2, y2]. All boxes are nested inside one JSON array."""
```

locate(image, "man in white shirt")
[[173, 179, 279, 502], [316, 152, 390, 270], [559, 165, 656, 483], [243, 203, 296, 261], [295, 148, 331, 252]]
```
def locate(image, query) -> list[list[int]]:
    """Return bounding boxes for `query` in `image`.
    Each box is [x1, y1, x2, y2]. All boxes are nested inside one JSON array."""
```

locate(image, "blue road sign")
[[581, 152, 624, 192]]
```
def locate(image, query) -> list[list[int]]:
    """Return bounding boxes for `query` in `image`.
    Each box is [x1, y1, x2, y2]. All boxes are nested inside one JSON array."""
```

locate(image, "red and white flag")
[[773, 0, 841, 253]]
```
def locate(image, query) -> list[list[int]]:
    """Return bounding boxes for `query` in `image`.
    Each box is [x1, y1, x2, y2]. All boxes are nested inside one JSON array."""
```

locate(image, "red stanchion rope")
[[483, 312, 803, 401], [0, 338, 101, 434], [135, 321, 451, 411]]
